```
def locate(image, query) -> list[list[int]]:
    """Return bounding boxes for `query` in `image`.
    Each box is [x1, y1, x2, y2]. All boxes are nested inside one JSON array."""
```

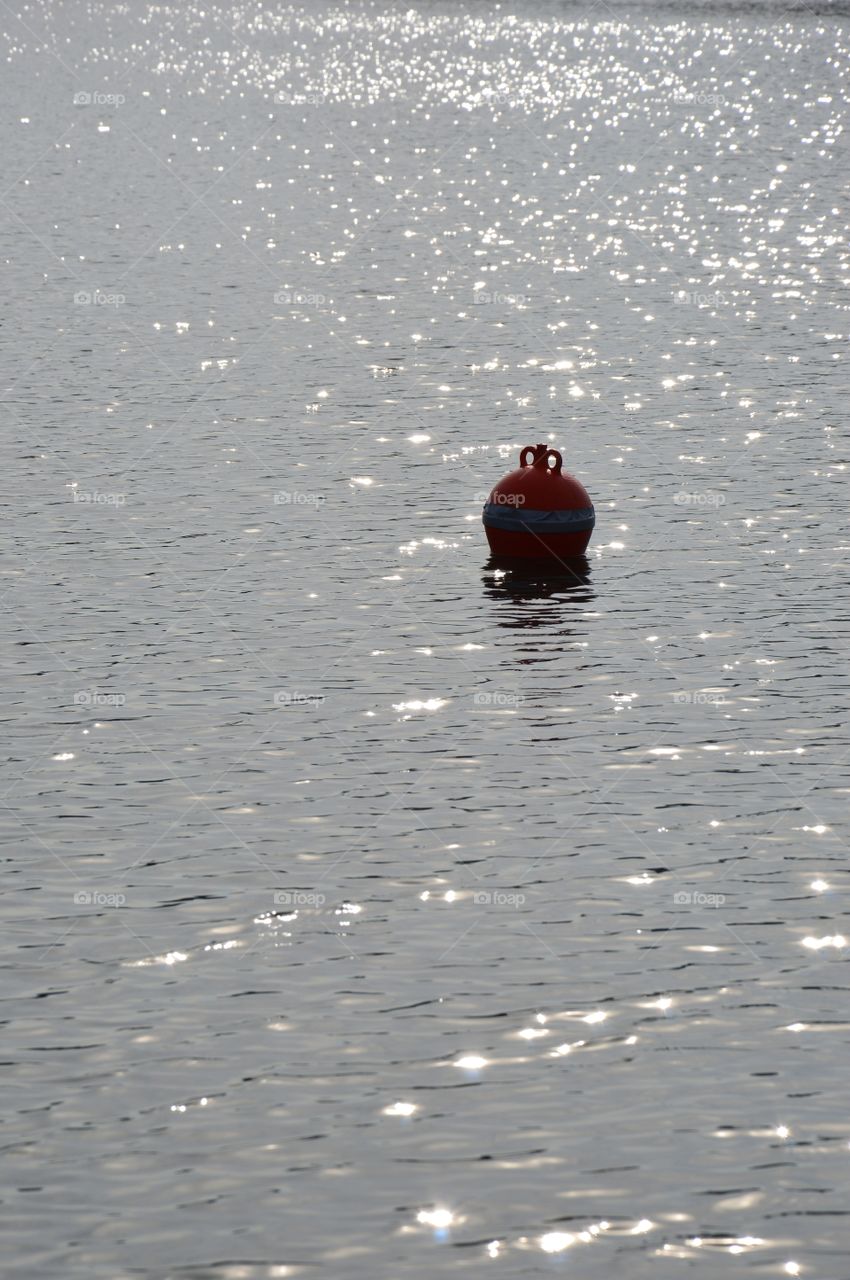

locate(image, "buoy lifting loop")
[[519, 444, 563, 473]]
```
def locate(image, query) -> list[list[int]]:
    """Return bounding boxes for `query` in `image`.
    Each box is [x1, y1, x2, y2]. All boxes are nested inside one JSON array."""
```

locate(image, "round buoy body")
[[482, 443, 595, 560]]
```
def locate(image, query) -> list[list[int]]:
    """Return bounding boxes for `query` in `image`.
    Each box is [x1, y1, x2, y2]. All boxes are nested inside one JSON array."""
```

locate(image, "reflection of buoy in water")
[[482, 443, 595, 560]]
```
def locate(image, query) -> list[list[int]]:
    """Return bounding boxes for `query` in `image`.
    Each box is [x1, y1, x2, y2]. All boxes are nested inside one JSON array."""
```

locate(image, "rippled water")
[[3, 1, 850, 1276]]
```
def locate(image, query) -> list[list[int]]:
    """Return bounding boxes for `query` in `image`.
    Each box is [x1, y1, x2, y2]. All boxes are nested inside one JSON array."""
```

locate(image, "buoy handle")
[[520, 444, 562, 473]]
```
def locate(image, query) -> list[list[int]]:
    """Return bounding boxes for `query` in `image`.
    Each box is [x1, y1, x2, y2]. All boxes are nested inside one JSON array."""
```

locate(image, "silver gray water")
[[3, 1, 850, 1276]]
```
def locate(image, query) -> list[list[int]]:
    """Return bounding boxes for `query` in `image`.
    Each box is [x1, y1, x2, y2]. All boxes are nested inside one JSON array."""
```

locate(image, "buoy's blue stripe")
[[482, 503, 595, 533]]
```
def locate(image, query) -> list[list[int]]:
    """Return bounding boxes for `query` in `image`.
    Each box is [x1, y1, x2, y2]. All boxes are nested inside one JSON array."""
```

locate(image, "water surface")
[[3, 1, 850, 1275]]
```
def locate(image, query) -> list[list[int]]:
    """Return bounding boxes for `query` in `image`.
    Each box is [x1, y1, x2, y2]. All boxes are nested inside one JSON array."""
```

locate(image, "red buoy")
[[482, 443, 595, 560]]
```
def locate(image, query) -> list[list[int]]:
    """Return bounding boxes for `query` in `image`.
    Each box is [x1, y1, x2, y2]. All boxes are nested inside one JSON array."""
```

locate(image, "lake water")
[[3, 1, 850, 1276]]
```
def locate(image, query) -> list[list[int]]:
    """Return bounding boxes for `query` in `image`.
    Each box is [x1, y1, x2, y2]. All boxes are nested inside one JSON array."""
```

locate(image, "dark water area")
[[3, 1, 850, 1276]]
